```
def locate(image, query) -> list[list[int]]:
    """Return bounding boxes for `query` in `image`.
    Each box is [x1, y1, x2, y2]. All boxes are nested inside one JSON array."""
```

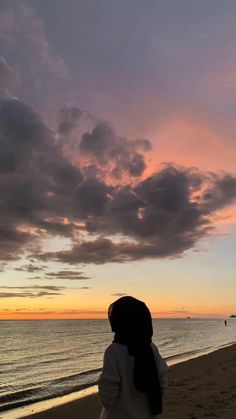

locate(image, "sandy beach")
[[23, 344, 236, 419]]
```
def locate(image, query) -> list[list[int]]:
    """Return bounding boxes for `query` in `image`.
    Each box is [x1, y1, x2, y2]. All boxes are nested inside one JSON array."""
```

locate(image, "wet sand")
[[23, 344, 236, 419]]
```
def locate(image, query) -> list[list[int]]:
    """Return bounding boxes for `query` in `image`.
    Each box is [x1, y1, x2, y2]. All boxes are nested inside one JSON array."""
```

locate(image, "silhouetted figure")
[[98, 296, 168, 419], [225, 320, 227, 326]]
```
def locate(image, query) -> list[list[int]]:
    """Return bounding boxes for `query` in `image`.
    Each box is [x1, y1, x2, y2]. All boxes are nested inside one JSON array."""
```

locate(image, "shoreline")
[[4, 342, 236, 419]]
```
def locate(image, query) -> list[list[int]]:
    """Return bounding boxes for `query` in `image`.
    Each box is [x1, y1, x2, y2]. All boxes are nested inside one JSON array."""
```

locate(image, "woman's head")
[[108, 296, 153, 344]]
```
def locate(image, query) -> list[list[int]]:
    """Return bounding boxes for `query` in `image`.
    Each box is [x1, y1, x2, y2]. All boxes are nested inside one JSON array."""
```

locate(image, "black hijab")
[[108, 296, 162, 415]]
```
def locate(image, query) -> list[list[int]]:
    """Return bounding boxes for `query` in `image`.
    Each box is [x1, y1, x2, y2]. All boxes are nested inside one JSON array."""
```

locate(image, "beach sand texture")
[[24, 344, 236, 419]]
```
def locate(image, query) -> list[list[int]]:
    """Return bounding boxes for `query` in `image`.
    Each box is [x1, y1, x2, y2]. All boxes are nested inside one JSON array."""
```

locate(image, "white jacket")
[[98, 342, 168, 419]]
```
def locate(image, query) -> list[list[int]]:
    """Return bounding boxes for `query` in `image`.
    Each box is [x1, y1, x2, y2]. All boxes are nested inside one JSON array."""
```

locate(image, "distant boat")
[[230, 315, 236, 318]]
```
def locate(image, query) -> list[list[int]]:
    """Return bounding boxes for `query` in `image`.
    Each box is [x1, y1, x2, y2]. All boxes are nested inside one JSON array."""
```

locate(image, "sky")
[[0, 0, 236, 319]]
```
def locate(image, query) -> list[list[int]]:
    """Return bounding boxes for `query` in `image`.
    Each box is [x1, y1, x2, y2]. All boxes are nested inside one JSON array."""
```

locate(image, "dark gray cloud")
[[0, 97, 47, 171], [37, 165, 236, 264], [0, 97, 84, 260], [76, 177, 111, 217], [80, 121, 151, 178], [200, 173, 236, 213], [57, 105, 87, 136], [0, 226, 33, 261], [0, 95, 236, 267], [36, 235, 202, 265]]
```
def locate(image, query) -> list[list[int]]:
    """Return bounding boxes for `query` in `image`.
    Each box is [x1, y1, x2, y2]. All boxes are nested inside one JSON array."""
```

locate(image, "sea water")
[[0, 318, 235, 414]]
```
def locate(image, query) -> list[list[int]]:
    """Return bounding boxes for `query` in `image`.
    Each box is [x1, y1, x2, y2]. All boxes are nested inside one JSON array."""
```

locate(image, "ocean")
[[0, 318, 235, 415]]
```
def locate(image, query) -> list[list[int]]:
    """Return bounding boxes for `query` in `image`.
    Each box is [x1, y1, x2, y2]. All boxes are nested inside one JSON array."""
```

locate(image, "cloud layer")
[[1, 95, 236, 268]]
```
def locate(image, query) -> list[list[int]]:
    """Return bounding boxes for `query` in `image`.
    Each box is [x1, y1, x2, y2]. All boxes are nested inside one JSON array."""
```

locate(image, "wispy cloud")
[[1, 309, 106, 316], [0, 2, 68, 89], [0, 285, 65, 290], [0, 284, 65, 298], [0, 284, 91, 298], [46, 270, 90, 280], [15, 264, 45, 273], [0, 56, 19, 97], [0, 291, 60, 298]]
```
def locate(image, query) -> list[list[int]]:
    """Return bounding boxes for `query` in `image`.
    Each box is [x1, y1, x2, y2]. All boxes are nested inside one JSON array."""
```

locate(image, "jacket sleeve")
[[98, 346, 121, 407]]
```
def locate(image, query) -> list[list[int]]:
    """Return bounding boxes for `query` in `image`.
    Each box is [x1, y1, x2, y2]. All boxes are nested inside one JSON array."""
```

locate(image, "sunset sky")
[[0, 0, 236, 319]]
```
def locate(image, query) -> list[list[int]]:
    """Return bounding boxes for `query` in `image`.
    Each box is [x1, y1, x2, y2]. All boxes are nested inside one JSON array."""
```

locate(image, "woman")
[[98, 296, 168, 418]]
